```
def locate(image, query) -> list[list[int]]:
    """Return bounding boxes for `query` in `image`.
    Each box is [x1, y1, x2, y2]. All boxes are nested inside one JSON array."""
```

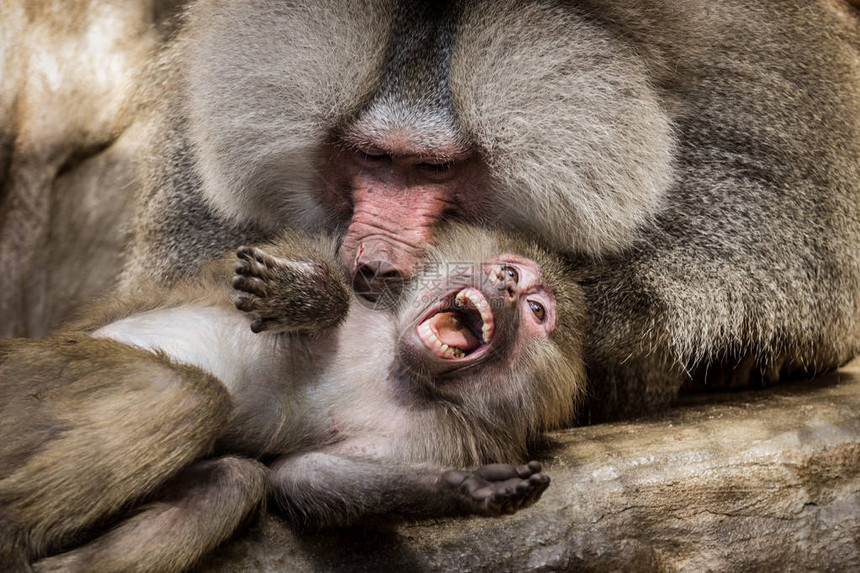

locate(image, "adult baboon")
[[124, 0, 860, 417]]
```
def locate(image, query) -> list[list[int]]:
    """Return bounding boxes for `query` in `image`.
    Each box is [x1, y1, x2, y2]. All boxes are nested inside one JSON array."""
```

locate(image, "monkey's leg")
[[232, 241, 351, 334], [0, 335, 231, 568], [32, 456, 268, 573], [269, 452, 550, 529]]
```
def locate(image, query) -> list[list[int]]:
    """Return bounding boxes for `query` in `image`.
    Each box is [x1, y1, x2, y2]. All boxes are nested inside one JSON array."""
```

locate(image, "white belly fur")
[[92, 304, 275, 393]]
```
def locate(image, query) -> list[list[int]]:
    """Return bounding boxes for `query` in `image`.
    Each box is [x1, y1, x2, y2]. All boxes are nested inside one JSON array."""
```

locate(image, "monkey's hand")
[[270, 452, 550, 528], [438, 461, 550, 516], [232, 245, 351, 334]]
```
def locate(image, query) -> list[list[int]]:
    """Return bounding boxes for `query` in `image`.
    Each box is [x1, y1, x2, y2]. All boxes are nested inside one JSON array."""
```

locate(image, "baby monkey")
[[0, 225, 586, 573]]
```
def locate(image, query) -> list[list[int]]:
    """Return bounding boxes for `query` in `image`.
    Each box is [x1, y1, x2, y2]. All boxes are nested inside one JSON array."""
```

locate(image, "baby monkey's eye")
[[528, 300, 546, 322], [501, 265, 519, 283]]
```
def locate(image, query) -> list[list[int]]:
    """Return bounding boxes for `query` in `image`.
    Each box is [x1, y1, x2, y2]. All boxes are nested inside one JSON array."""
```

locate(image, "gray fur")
[[124, 0, 860, 418]]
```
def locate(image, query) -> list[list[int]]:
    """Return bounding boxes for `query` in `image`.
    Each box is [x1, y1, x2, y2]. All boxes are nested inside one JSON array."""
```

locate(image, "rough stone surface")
[[196, 360, 860, 572]]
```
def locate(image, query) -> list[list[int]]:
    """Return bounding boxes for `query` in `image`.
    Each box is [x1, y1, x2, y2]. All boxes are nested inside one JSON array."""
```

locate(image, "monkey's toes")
[[236, 246, 279, 279], [237, 245, 276, 266], [234, 260, 253, 276], [232, 296, 274, 333], [236, 247, 278, 267], [232, 275, 268, 298], [233, 294, 259, 312]]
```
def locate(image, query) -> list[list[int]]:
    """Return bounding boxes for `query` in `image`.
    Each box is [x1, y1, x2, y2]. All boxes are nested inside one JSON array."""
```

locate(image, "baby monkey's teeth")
[[481, 323, 493, 343], [454, 287, 495, 344]]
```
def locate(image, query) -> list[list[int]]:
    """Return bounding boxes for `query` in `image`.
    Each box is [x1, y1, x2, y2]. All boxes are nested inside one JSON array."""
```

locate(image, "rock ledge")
[[198, 360, 860, 572]]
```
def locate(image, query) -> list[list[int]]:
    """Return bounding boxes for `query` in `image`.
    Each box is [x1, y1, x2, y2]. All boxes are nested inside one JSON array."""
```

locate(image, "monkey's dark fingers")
[[516, 461, 542, 478], [229, 300, 273, 333], [473, 463, 522, 482], [237, 246, 280, 270], [232, 275, 268, 298], [233, 294, 260, 312], [502, 474, 549, 513], [468, 477, 514, 500], [234, 260, 253, 276], [441, 468, 547, 517], [474, 483, 517, 515], [496, 474, 550, 510], [513, 481, 532, 510], [235, 249, 277, 280], [518, 474, 551, 510], [490, 496, 519, 516]]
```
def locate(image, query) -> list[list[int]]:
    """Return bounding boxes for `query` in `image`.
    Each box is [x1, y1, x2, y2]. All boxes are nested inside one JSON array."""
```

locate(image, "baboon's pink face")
[[399, 254, 557, 377], [318, 140, 490, 301]]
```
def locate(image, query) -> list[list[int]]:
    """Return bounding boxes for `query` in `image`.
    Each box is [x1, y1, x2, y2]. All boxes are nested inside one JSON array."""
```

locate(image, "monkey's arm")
[[231, 234, 351, 334], [269, 451, 549, 529]]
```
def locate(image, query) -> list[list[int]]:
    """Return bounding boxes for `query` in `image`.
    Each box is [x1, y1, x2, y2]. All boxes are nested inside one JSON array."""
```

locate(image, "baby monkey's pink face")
[[401, 254, 557, 377]]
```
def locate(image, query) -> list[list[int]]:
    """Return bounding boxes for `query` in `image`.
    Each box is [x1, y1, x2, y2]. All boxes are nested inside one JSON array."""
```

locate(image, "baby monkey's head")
[[396, 224, 587, 432]]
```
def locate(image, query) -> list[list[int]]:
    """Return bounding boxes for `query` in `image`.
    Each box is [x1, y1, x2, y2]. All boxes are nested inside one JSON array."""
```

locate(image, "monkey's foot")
[[232, 246, 350, 334], [439, 461, 550, 516]]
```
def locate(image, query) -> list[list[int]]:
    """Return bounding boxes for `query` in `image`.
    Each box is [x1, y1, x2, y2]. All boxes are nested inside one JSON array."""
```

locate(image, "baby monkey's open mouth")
[[417, 287, 495, 360]]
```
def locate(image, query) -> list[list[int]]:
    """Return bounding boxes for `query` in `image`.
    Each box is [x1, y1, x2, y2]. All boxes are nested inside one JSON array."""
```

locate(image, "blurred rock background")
[[0, 0, 185, 337]]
